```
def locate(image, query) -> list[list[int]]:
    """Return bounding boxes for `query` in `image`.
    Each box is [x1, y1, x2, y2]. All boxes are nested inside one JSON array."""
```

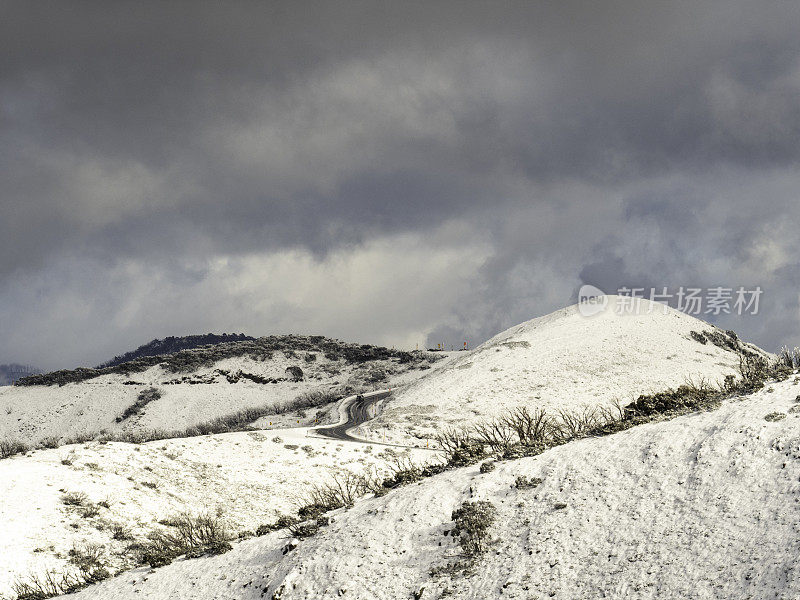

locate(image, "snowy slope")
[[365, 296, 768, 442], [0, 352, 441, 446], [66, 378, 800, 600], [0, 427, 432, 596]]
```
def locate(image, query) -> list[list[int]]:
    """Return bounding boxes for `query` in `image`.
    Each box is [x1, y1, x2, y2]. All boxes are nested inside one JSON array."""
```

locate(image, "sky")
[[2, 1, 800, 370]]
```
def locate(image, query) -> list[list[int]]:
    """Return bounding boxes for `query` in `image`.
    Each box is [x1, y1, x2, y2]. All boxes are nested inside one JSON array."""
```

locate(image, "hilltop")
[[364, 296, 769, 443]]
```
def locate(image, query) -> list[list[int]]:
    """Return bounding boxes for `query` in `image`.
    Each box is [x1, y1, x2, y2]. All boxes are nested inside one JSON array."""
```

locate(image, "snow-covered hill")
[[65, 377, 800, 600], [365, 297, 769, 443], [0, 342, 441, 446]]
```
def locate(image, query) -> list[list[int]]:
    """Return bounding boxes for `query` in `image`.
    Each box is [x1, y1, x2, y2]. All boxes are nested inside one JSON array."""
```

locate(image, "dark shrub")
[[67, 544, 110, 581], [479, 461, 495, 473], [514, 475, 542, 489], [436, 428, 486, 467], [110, 523, 133, 540], [380, 457, 424, 489], [61, 491, 89, 506], [690, 331, 708, 344], [624, 383, 718, 418], [117, 387, 163, 422], [37, 436, 60, 450], [287, 519, 322, 539], [255, 514, 299, 536], [450, 500, 497, 557], [285, 366, 304, 381]]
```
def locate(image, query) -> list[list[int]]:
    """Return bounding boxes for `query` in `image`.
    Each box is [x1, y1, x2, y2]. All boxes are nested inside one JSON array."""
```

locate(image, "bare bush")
[[60, 491, 89, 507], [297, 471, 367, 518], [500, 407, 552, 447], [0, 439, 29, 459], [472, 419, 515, 452], [435, 427, 471, 456], [12, 545, 110, 599], [67, 544, 110, 580], [552, 407, 604, 443], [109, 522, 133, 540], [78, 504, 101, 519], [596, 399, 625, 423], [778, 346, 800, 370], [436, 428, 486, 467], [380, 456, 424, 489], [135, 513, 231, 567], [255, 514, 299, 536], [61, 432, 95, 445], [738, 354, 773, 392], [13, 570, 87, 599]]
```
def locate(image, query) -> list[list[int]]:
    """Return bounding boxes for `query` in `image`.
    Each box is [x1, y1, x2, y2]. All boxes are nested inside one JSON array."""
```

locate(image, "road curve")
[[313, 389, 392, 442]]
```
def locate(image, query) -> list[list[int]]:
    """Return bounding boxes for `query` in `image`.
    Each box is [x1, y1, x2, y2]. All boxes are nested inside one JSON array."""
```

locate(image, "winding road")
[[313, 389, 392, 442]]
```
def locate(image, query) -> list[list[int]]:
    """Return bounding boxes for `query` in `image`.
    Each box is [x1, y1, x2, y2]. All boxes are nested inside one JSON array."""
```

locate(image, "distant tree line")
[[97, 333, 255, 368]]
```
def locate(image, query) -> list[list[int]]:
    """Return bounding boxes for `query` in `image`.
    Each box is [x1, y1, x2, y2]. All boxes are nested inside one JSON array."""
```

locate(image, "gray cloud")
[[2, 1, 800, 368]]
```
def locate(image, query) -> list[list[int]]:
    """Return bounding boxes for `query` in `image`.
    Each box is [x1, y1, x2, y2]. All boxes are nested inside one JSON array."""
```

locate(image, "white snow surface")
[[66, 378, 800, 600], [365, 296, 768, 442], [0, 427, 431, 596]]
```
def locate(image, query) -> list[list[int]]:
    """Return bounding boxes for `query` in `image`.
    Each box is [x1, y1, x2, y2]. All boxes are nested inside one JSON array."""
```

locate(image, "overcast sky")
[[2, 1, 800, 370]]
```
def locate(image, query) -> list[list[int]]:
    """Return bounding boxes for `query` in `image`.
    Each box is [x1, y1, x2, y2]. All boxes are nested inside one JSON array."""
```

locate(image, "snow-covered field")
[[0, 427, 433, 596], [0, 353, 442, 445], [365, 297, 768, 443], [65, 377, 800, 600]]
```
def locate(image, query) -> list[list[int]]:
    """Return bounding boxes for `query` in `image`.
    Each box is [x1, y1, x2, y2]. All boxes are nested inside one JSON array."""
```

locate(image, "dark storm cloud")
[[2, 1, 800, 367]]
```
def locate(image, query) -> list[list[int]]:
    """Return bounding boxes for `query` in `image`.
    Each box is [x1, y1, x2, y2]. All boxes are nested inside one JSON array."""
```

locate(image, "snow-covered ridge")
[[365, 296, 770, 443], [0, 339, 441, 446], [16, 334, 424, 387]]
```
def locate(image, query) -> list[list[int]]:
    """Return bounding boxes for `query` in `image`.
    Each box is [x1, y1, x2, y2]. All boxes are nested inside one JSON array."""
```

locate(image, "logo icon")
[[577, 285, 608, 317]]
